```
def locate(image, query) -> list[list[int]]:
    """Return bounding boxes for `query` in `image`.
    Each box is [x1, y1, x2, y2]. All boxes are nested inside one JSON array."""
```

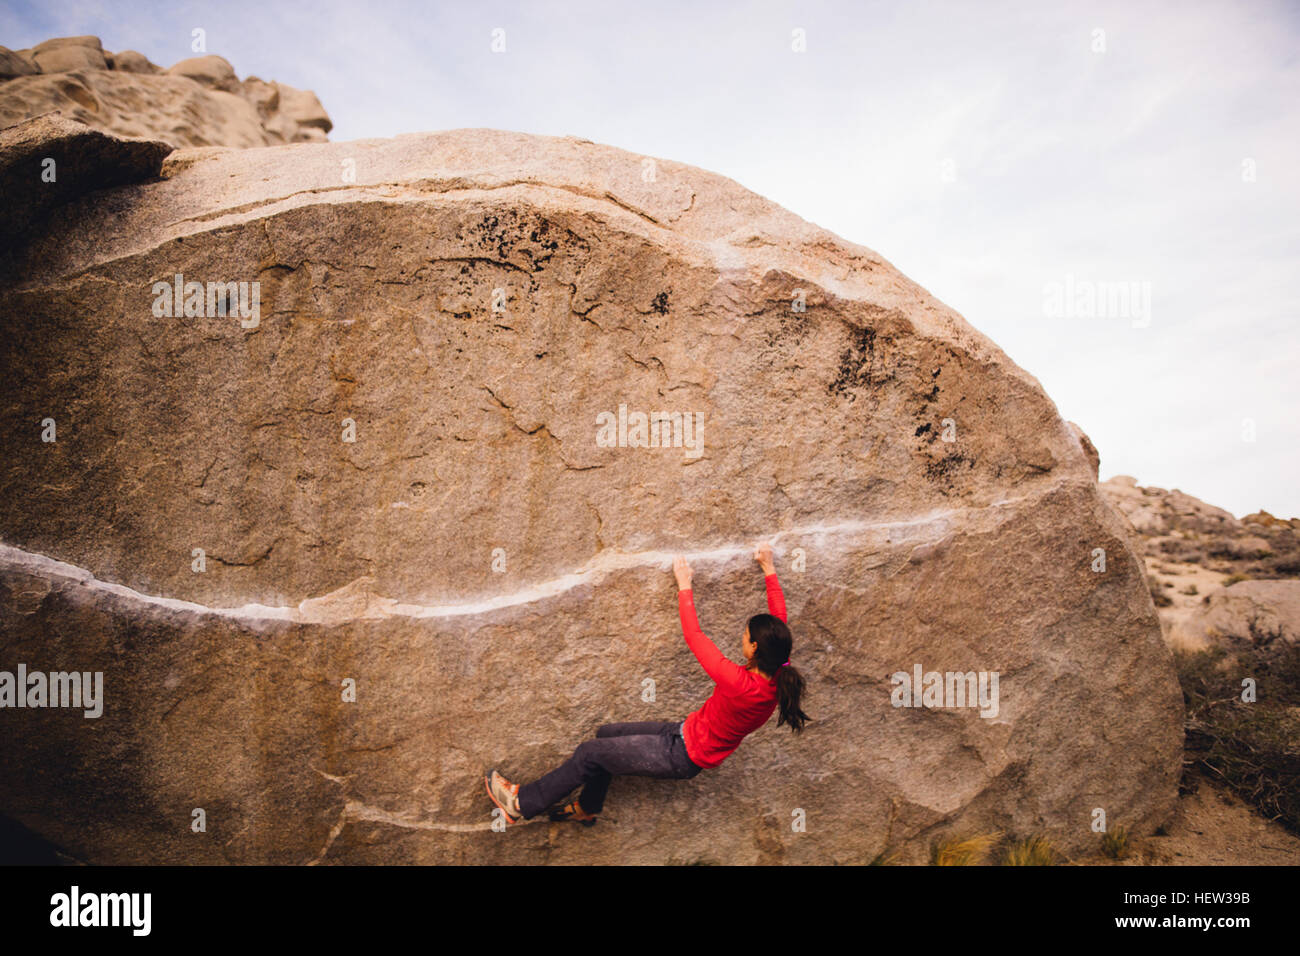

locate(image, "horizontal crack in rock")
[[0, 492, 1039, 627]]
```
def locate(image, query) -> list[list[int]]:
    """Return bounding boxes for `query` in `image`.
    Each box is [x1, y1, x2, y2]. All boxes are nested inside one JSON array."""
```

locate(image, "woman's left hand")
[[672, 555, 693, 591]]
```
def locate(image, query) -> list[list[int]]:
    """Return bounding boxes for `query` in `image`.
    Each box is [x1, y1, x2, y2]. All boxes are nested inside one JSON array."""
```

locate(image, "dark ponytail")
[[747, 613, 810, 733]]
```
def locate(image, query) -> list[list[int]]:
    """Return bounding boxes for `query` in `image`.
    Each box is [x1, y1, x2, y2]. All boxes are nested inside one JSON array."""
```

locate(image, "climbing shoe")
[[484, 769, 522, 826], [548, 799, 598, 826]]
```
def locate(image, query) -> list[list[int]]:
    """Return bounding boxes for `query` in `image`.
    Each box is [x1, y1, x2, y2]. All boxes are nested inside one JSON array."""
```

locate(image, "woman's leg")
[[516, 726, 688, 819], [596, 720, 677, 739]]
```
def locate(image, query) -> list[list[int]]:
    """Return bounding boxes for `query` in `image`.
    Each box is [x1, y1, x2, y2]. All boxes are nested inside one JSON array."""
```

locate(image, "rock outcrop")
[[0, 36, 331, 148], [0, 114, 171, 253], [0, 122, 1183, 864], [1190, 580, 1300, 647], [1100, 476, 1300, 651], [1101, 475, 1241, 538]]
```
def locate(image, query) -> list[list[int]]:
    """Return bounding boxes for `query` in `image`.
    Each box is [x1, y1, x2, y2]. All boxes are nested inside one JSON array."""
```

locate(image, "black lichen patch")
[[828, 325, 877, 400], [457, 211, 590, 287], [527, 219, 561, 272], [467, 210, 565, 269], [651, 291, 670, 314], [925, 452, 975, 483], [761, 305, 811, 350], [470, 212, 514, 261], [910, 360, 948, 442]]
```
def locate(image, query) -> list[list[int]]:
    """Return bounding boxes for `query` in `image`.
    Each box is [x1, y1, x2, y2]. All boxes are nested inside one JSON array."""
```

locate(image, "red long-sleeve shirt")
[[678, 573, 788, 769]]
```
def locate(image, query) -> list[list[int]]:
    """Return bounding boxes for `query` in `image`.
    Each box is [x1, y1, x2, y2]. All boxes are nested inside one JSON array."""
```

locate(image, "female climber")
[[485, 541, 809, 826]]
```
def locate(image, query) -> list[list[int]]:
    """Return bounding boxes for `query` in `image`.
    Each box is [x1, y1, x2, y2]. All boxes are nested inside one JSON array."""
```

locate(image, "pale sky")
[[5, 0, 1298, 517]]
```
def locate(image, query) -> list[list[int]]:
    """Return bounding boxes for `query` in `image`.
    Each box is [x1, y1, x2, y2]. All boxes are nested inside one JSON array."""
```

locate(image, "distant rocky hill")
[[0, 35, 330, 148], [1100, 476, 1300, 650]]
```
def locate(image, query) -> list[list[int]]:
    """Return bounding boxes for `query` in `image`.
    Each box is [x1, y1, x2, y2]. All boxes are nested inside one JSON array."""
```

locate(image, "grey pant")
[[517, 720, 703, 819]]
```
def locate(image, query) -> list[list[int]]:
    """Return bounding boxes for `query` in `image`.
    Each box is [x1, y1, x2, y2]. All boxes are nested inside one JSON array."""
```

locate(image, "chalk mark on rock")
[[0, 495, 1031, 627]]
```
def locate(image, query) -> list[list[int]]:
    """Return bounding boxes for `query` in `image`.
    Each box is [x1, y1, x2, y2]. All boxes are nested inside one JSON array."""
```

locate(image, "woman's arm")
[[755, 542, 787, 622], [673, 556, 747, 691]]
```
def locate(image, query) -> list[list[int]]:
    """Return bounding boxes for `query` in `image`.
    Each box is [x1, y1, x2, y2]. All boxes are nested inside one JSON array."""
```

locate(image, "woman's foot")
[[548, 799, 598, 826], [484, 769, 522, 825]]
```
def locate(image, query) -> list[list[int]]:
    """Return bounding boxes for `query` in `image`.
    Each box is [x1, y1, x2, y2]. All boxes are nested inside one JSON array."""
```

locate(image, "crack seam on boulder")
[[0, 494, 1032, 626]]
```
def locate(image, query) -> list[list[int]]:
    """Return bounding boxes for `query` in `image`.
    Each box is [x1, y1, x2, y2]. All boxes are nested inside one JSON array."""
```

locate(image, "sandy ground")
[[1074, 776, 1300, 866], [1144, 557, 1232, 651]]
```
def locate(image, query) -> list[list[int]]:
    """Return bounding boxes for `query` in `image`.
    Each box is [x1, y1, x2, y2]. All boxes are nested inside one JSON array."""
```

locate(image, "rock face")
[[0, 124, 1183, 864], [0, 36, 331, 148]]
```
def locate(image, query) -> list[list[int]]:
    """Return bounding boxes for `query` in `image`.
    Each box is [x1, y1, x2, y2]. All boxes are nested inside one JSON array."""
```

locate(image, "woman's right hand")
[[754, 542, 776, 575], [673, 555, 694, 591]]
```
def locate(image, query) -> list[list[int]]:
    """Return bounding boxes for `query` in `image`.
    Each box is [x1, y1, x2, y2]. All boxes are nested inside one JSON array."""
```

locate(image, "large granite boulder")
[[1175, 580, 1300, 649], [105, 50, 161, 75], [29, 36, 107, 74], [166, 55, 240, 93], [0, 126, 1183, 864], [0, 47, 39, 80]]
